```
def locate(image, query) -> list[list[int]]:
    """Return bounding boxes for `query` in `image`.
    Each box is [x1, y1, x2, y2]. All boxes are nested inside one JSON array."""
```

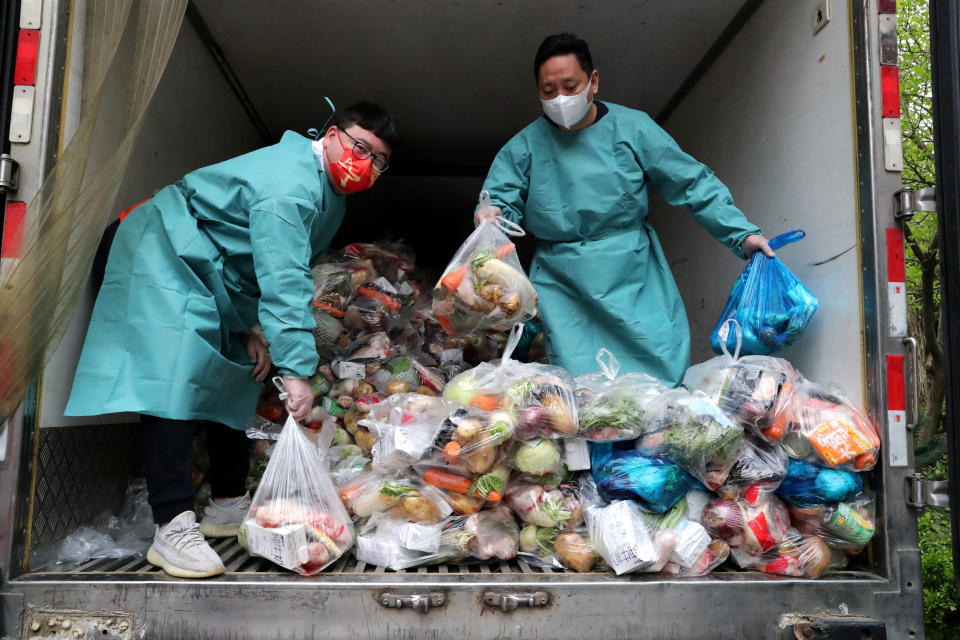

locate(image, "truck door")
[[929, 0, 960, 589]]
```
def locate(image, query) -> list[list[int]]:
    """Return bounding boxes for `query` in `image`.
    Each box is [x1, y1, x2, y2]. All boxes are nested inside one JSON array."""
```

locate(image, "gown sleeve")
[[635, 113, 761, 259], [249, 196, 319, 378], [481, 135, 532, 225]]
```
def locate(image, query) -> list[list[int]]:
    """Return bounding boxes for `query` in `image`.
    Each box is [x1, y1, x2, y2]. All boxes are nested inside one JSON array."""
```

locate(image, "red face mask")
[[326, 130, 381, 194]]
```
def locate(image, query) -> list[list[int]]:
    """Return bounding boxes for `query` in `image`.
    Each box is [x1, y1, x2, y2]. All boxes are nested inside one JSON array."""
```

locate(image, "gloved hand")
[[474, 203, 502, 227], [742, 234, 776, 258], [281, 375, 313, 422]]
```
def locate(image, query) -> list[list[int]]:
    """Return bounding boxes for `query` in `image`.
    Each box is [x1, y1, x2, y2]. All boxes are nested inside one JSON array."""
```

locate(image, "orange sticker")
[[807, 418, 874, 467]]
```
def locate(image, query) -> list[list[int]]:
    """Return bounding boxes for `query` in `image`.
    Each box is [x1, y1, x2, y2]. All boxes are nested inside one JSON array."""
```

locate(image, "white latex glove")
[[741, 234, 776, 259], [281, 375, 313, 422], [474, 203, 502, 227]]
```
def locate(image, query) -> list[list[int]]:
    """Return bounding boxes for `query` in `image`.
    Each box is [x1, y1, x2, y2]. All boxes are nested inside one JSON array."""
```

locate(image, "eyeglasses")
[[337, 128, 390, 172]]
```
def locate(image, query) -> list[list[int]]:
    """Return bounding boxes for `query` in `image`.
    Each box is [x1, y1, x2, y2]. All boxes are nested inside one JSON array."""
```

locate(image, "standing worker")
[[477, 33, 773, 382], [65, 102, 398, 578]]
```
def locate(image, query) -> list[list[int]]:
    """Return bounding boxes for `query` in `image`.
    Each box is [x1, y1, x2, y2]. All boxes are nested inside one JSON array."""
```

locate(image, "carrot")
[[436, 314, 457, 336], [422, 468, 471, 493], [469, 395, 500, 412], [484, 490, 502, 502], [357, 286, 402, 311], [439, 244, 516, 293], [339, 485, 363, 504], [312, 300, 346, 318], [443, 441, 462, 458]]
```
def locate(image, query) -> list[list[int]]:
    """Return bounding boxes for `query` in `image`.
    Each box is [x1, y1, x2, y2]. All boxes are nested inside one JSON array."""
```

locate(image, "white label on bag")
[[441, 349, 463, 364], [336, 361, 366, 380], [244, 522, 308, 571], [563, 438, 591, 471], [374, 277, 398, 294], [669, 521, 711, 568], [597, 501, 656, 575], [398, 522, 442, 553]]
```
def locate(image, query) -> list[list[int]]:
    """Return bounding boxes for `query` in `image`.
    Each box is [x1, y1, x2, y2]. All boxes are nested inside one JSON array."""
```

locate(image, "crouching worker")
[[65, 102, 398, 578]]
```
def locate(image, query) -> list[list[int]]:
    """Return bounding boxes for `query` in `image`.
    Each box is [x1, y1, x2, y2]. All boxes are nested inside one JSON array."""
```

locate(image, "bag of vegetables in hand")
[[637, 389, 745, 490], [432, 191, 538, 336], [576, 348, 668, 441], [240, 416, 355, 575], [442, 324, 579, 440]]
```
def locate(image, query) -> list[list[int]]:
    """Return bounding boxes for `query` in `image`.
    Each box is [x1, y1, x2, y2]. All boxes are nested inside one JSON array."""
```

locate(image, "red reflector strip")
[[881, 66, 901, 118], [879, 0, 897, 13], [14, 29, 40, 86], [886, 354, 906, 411], [2, 201, 26, 258], [886, 227, 905, 282]]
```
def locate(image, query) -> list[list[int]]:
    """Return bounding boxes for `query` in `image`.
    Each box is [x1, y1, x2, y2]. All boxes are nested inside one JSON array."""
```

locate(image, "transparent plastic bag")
[[55, 480, 154, 565], [731, 531, 848, 578], [507, 438, 563, 480], [638, 498, 730, 577], [432, 192, 538, 336], [241, 416, 355, 575], [337, 471, 452, 523], [442, 325, 578, 439], [683, 328, 803, 442], [711, 229, 819, 356], [575, 349, 668, 441], [772, 381, 881, 470], [326, 444, 370, 488], [636, 389, 744, 490], [789, 492, 876, 552], [700, 495, 791, 555], [518, 525, 600, 573], [506, 480, 582, 529], [311, 261, 355, 312], [590, 442, 697, 513], [414, 460, 511, 506], [775, 458, 864, 506], [358, 393, 455, 471], [585, 498, 677, 575], [717, 436, 789, 505], [429, 406, 516, 477]]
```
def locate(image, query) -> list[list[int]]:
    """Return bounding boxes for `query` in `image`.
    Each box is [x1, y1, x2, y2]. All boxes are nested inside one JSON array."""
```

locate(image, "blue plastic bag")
[[589, 442, 697, 513], [775, 459, 863, 507], [711, 230, 819, 356]]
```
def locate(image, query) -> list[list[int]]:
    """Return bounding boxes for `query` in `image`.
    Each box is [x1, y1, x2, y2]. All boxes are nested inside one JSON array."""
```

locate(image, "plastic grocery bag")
[[590, 442, 697, 513], [717, 436, 789, 505], [358, 393, 455, 471], [338, 471, 453, 523], [432, 191, 538, 336], [240, 416, 354, 575], [771, 382, 881, 470], [683, 326, 803, 442], [711, 230, 819, 356], [788, 492, 876, 552], [442, 324, 578, 440], [636, 389, 744, 490], [700, 495, 792, 555], [518, 525, 599, 573], [731, 531, 848, 578], [775, 458, 864, 506], [575, 349, 668, 441]]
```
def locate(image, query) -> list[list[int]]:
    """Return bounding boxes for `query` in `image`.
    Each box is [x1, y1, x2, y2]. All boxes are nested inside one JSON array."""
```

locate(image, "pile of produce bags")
[[238, 234, 879, 580]]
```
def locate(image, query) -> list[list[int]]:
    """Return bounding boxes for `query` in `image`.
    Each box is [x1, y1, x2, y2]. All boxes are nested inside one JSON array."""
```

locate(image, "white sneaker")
[[146, 511, 225, 578], [199, 492, 251, 538]]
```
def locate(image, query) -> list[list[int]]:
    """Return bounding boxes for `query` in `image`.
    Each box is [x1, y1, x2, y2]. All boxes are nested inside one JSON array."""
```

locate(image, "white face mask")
[[540, 77, 594, 129]]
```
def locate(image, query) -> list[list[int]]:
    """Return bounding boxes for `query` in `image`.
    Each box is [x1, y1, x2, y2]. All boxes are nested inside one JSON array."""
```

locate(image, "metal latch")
[[894, 187, 936, 220], [378, 592, 445, 613], [0, 153, 19, 193], [483, 590, 550, 612], [906, 473, 950, 509]]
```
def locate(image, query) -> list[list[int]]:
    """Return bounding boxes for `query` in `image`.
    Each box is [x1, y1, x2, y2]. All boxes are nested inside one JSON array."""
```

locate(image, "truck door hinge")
[[895, 187, 936, 221], [0, 153, 19, 194], [906, 473, 949, 509]]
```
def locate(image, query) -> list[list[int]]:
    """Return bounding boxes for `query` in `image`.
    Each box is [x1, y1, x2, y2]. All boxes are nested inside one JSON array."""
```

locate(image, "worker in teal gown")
[[63, 103, 398, 579], [477, 33, 774, 383]]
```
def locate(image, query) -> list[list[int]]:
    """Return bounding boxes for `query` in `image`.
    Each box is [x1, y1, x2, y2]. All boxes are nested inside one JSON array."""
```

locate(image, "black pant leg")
[[139, 415, 196, 524], [204, 422, 250, 499]]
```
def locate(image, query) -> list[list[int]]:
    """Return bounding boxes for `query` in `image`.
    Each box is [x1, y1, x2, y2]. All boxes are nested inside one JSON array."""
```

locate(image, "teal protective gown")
[[66, 130, 344, 429], [481, 102, 760, 383]]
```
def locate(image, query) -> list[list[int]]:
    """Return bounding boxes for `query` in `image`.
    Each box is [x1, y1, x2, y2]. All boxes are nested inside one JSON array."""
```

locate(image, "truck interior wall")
[[647, 0, 865, 400], [39, 16, 263, 428]]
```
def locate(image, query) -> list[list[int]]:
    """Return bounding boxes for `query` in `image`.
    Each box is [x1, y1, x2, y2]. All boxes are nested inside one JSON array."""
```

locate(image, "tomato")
[[258, 405, 283, 422]]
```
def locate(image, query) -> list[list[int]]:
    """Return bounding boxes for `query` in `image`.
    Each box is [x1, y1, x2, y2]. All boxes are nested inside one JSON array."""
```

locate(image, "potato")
[[415, 385, 438, 397], [354, 428, 378, 453], [386, 381, 411, 396], [446, 491, 482, 515], [554, 532, 595, 573], [463, 443, 497, 475]]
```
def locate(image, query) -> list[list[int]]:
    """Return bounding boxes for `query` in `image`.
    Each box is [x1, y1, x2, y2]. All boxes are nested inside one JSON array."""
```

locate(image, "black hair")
[[533, 32, 594, 79], [332, 102, 400, 149]]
